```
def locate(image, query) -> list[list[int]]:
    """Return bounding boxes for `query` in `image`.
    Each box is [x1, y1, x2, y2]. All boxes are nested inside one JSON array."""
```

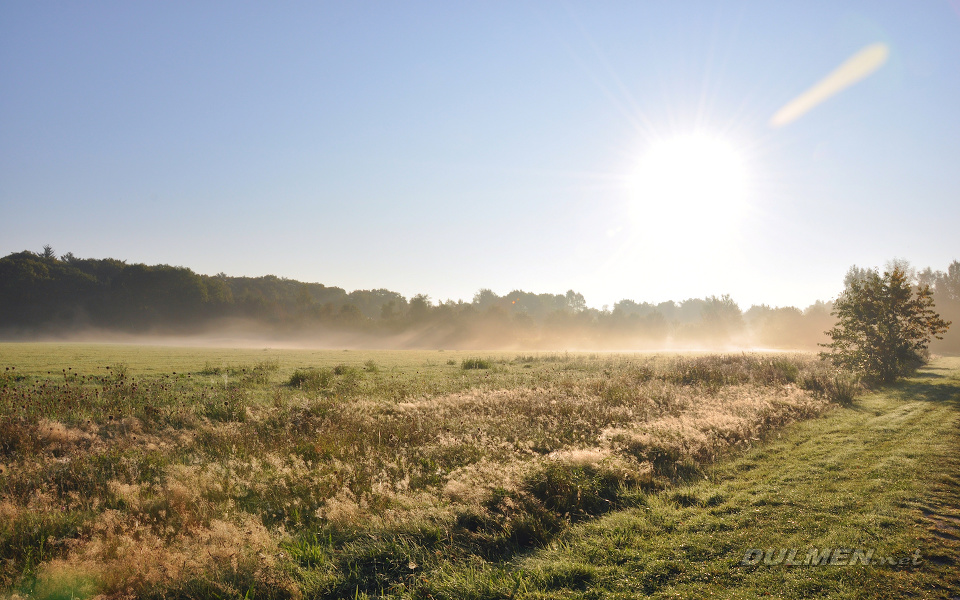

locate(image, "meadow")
[[1, 344, 864, 598]]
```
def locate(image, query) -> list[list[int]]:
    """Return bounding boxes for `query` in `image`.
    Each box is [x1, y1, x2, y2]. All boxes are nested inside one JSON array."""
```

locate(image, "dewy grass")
[[0, 345, 908, 598], [424, 357, 960, 599]]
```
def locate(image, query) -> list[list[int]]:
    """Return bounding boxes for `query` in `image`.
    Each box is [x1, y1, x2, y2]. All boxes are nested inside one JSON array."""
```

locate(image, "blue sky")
[[2, 1, 959, 310]]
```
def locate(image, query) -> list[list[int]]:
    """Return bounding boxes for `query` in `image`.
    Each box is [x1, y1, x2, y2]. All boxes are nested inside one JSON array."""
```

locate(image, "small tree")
[[821, 265, 950, 383]]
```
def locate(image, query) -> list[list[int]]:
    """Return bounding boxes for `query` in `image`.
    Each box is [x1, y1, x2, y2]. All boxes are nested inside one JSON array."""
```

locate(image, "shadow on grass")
[[912, 371, 947, 379], [888, 377, 960, 408]]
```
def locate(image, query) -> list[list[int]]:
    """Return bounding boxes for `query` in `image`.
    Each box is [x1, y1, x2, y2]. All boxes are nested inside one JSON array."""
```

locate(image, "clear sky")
[[2, 1, 958, 310]]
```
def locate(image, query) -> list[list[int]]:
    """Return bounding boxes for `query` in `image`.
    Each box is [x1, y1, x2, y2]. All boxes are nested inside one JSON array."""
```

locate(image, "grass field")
[[1, 344, 953, 599]]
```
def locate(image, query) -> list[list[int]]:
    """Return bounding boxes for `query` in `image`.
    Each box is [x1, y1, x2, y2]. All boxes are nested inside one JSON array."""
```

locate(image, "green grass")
[[4, 343, 951, 598], [0, 342, 486, 377], [421, 357, 960, 599]]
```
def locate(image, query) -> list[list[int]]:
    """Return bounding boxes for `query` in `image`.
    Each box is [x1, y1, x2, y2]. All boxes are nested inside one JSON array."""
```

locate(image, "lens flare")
[[770, 43, 890, 128]]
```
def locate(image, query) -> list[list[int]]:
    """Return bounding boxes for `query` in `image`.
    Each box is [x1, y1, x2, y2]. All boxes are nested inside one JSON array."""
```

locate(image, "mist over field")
[[2, 250, 959, 353], [0, 317, 825, 354]]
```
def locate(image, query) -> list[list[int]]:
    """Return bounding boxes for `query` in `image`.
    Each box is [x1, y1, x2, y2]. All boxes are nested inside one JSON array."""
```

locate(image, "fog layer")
[[3, 251, 958, 353]]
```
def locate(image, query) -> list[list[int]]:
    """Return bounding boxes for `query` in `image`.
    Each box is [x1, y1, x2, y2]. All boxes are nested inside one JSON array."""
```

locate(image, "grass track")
[[427, 358, 960, 599]]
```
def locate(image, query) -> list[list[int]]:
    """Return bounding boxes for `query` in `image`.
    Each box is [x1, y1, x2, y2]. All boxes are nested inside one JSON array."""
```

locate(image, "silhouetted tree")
[[338, 304, 364, 323], [920, 261, 960, 353], [936, 261, 960, 302], [409, 294, 431, 321], [472, 288, 499, 309], [694, 295, 743, 340], [565, 290, 586, 313]]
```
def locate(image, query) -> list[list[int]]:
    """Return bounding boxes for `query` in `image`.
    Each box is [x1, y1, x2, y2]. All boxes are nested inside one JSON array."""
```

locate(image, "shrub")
[[768, 359, 800, 384], [332, 364, 355, 376], [524, 462, 622, 520], [242, 361, 278, 385], [800, 368, 861, 405], [828, 372, 861, 406], [461, 358, 491, 370], [287, 368, 333, 391]]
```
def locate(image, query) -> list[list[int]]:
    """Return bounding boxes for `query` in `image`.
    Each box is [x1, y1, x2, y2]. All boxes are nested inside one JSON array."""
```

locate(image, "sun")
[[626, 131, 751, 252], [631, 132, 748, 221]]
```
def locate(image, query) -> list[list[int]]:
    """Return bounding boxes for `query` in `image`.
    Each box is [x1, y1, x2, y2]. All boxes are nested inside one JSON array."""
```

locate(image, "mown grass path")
[[432, 358, 960, 599]]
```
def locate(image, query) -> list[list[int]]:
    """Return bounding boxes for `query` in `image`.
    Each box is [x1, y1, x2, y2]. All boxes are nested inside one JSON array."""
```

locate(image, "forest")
[[2, 248, 958, 352]]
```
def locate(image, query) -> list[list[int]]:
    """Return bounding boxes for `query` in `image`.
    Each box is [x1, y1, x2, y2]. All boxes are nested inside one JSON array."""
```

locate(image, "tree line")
[[1, 247, 957, 351]]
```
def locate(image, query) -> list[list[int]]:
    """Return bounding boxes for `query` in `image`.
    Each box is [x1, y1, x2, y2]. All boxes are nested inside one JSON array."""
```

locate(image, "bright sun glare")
[[627, 132, 751, 255]]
